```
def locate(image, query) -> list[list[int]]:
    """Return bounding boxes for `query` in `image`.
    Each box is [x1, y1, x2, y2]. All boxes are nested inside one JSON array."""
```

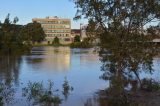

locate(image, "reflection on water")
[[0, 56, 22, 85], [0, 46, 106, 106], [26, 47, 71, 72], [0, 46, 160, 106]]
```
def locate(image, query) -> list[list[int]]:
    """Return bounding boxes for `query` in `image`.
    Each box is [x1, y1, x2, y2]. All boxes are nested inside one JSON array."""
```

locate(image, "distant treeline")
[[0, 14, 45, 55]]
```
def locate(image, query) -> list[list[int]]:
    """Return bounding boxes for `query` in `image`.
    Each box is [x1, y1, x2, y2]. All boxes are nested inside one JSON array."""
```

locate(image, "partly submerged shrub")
[[141, 78, 160, 91]]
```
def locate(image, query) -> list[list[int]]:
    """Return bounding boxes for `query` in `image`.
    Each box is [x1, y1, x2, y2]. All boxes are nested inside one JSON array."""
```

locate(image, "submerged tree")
[[22, 81, 62, 106], [62, 77, 73, 100], [0, 81, 15, 106], [22, 79, 73, 106], [73, 0, 160, 105]]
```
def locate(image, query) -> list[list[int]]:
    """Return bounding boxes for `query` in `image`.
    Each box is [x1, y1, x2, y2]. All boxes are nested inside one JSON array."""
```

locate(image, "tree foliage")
[[21, 22, 45, 43], [0, 14, 46, 54], [0, 14, 30, 54], [147, 24, 160, 38], [73, 0, 160, 42], [73, 0, 160, 101], [52, 36, 60, 44], [74, 35, 81, 42]]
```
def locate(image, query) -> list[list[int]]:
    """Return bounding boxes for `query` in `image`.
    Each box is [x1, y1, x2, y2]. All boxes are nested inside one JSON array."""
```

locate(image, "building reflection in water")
[[43, 46, 71, 71], [26, 46, 71, 72], [80, 53, 99, 64], [71, 48, 99, 64]]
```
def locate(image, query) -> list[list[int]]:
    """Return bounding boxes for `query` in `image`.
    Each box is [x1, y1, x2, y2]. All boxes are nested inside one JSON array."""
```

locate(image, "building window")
[[66, 34, 69, 37]]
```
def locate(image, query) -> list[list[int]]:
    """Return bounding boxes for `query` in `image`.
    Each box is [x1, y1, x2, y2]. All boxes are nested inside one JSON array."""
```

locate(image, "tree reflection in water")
[[0, 56, 21, 105], [84, 33, 160, 106], [99, 31, 159, 105], [0, 56, 22, 85], [73, 0, 160, 105]]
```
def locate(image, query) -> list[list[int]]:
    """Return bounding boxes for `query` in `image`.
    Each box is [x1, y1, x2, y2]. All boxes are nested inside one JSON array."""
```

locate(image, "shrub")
[[22, 81, 62, 106], [62, 78, 73, 100], [52, 37, 60, 45], [74, 35, 80, 42], [141, 79, 160, 91]]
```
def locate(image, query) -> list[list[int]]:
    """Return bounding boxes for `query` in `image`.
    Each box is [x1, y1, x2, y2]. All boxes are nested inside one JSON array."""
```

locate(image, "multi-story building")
[[32, 16, 72, 44]]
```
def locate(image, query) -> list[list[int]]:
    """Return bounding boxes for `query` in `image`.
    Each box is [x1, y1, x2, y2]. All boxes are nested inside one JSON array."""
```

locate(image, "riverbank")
[[33, 43, 70, 47], [33, 43, 93, 48]]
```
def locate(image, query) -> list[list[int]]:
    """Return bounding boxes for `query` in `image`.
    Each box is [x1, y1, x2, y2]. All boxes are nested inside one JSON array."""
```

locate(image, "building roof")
[[71, 29, 81, 34], [32, 16, 70, 21]]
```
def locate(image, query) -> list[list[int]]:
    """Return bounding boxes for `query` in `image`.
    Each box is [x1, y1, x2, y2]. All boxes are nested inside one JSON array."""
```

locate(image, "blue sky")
[[0, 0, 87, 29]]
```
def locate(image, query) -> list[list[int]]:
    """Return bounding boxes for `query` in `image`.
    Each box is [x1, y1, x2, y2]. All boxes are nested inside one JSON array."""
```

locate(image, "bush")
[[22, 81, 62, 106], [22, 79, 73, 105], [70, 38, 92, 48], [52, 37, 60, 45], [62, 78, 73, 100], [0, 81, 15, 106], [141, 79, 160, 91], [74, 35, 80, 42]]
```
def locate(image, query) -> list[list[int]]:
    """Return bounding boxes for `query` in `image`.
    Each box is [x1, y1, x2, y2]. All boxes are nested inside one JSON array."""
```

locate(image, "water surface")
[[0, 46, 106, 106], [0, 46, 160, 106]]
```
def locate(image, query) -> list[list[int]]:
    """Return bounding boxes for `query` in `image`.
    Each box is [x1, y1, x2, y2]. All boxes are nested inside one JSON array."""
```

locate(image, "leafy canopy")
[[21, 22, 45, 43], [73, 0, 160, 90]]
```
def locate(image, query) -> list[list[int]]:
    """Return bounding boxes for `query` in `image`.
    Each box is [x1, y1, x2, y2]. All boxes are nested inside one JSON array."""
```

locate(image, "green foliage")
[[70, 38, 92, 48], [22, 79, 73, 105], [52, 36, 60, 45], [22, 80, 62, 106], [108, 93, 136, 106], [141, 79, 160, 91], [0, 14, 32, 54], [73, 0, 160, 84], [39, 95, 61, 105], [20, 21, 45, 43], [0, 97, 2, 106], [0, 78, 73, 106], [74, 0, 160, 105], [62, 78, 73, 100], [0, 14, 46, 54], [74, 35, 80, 42], [0, 81, 15, 106]]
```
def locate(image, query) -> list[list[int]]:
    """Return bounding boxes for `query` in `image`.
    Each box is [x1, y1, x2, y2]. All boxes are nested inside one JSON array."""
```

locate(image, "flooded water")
[[0, 46, 160, 106], [0, 46, 107, 106]]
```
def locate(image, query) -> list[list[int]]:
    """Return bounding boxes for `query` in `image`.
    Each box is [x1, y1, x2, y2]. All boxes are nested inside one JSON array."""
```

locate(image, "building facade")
[[32, 16, 72, 44]]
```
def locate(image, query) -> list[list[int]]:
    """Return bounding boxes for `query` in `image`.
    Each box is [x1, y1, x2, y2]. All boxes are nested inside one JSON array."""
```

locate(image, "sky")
[[0, 0, 87, 29]]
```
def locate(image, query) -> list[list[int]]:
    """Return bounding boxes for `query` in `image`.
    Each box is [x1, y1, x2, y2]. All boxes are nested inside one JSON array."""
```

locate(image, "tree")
[[74, 35, 80, 42], [73, 0, 160, 102], [52, 36, 60, 44], [147, 24, 160, 38], [0, 14, 27, 54], [21, 22, 45, 43]]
